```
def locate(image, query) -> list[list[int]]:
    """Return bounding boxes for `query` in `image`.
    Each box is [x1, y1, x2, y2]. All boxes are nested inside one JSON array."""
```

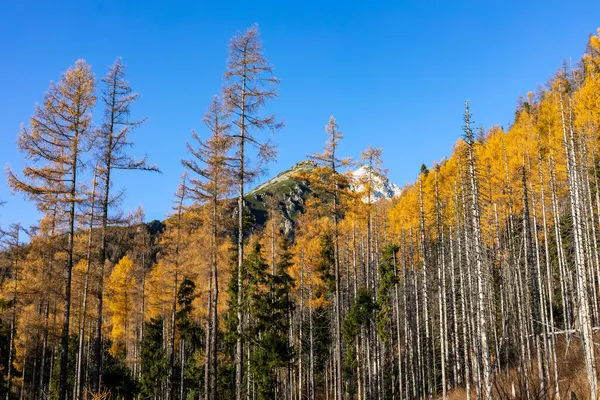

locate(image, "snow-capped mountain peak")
[[351, 165, 402, 202]]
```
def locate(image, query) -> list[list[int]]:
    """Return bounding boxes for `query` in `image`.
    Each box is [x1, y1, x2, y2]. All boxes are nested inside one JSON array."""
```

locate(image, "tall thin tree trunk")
[[418, 179, 433, 398], [211, 197, 219, 400], [435, 174, 448, 400], [560, 91, 597, 398], [538, 150, 560, 398], [205, 274, 213, 400], [235, 68, 247, 400], [522, 167, 546, 398], [59, 138, 80, 400], [299, 252, 304, 400], [6, 252, 18, 400], [75, 166, 98, 400], [464, 103, 492, 398]]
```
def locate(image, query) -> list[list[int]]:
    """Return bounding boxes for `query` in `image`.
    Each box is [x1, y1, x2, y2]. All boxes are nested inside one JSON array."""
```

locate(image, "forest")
[[2, 24, 600, 400]]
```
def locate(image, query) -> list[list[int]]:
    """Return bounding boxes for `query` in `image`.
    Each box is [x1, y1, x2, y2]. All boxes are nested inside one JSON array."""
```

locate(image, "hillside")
[[244, 160, 402, 234], [243, 160, 316, 235]]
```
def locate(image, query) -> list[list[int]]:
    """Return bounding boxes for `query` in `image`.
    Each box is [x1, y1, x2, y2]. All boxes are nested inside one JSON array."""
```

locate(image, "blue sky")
[[1, 1, 599, 228]]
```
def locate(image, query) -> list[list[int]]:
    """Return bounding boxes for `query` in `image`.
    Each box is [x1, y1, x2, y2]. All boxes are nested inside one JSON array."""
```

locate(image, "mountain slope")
[[244, 160, 316, 235], [244, 161, 402, 235]]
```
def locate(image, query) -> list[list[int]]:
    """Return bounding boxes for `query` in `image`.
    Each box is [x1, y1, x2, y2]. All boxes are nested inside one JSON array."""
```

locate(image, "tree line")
[[2, 24, 600, 400]]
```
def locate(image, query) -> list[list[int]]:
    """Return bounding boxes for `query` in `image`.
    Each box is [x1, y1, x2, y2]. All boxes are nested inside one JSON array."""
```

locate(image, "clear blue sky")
[[1, 1, 599, 228]]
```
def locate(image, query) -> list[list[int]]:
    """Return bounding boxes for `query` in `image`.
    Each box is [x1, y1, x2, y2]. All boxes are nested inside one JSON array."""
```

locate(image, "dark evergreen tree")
[[244, 240, 294, 399], [376, 244, 399, 340], [101, 342, 139, 400], [317, 231, 335, 295], [342, 288, 376, 392], [176, 278, 203, 400], [140, 318, 168, 398]]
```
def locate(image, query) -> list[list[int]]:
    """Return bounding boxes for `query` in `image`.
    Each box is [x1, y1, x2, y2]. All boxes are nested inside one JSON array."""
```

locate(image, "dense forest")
[[2, 24, 600, 400]]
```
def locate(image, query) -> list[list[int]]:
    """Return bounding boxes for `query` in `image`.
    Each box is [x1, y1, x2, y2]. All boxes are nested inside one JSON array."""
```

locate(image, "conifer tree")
[[244, 239, 293, 399], [175, 277, 199, 400], [307, 116, 352, 400], [7, 60, 96, 400], [140, 318, 168, 398], [162, 175, 189, 400], [222, 24, 282, 399], [376, 244, 399, 341], [462, 101, 492, 399], [342, 288, 376, 396], [105, 255, 136, 359], [182, 95, 234, 399], [74, 165, 98, 400], [93, 58, 159, 394]]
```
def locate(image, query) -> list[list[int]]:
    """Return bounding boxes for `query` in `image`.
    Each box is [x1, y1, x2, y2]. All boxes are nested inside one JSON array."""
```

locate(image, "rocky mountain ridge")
[[350, 165, 402, 202], [244, 160, 401, 235]]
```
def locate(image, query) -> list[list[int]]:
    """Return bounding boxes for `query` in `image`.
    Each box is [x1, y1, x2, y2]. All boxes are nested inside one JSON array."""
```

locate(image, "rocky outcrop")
[[244, 160, 316, 237], [351, 165, 402, 202]]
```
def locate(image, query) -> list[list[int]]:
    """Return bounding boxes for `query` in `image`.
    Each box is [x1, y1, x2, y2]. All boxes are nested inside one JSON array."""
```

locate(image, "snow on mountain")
[[351, 165, 402, 202]]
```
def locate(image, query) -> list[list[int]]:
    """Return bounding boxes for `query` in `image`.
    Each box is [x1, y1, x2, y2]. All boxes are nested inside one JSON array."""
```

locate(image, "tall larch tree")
[[74, 164, 99, 400], [182, 95, 234, 400], [308, 116, 352, 400], [6, 59, 96, 400], [461, 101, 492, 398], [222, 24, 282, 399], [93, 58, 158, 394], [105, 255, 137, 359]]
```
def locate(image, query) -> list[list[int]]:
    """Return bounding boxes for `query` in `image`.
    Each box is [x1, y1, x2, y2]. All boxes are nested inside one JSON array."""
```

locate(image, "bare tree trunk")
[[6, 254, 17, 400], [20, 352, 27, 400], [176, 339, 183, 400], [493, 204, 509, 378], [205, 274, 213, 400], [59, 141, 79, 400], [435, 175, 448, 400], [299, 252, 304, 400], [550, 156, 572, 336], [393, 244, 404, 400], [409, 228, 422, 399], [438, 229, 448, 400], [463, 103, 492, 399], [580, 136, 600, 325], [75, 166, 98, 400], [38, 300, 50, 400], [449, 225, 461, 387], [522, 167, 546, 398], [418, 179, 433, 398], [211, 198, 219, 400], [538, 150, 561, 398], [168, 271, 178, 400], [309, 271, 315, 400], [560, 92, 597, 398], [456, 218, 471, 399]]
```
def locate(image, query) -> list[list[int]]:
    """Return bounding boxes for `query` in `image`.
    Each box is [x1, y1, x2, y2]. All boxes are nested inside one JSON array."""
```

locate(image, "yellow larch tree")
[[106, 255, 137, 359]]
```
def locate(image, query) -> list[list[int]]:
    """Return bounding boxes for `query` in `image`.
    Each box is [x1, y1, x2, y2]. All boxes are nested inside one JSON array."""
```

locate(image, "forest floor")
[[444, 332, 600, 399]]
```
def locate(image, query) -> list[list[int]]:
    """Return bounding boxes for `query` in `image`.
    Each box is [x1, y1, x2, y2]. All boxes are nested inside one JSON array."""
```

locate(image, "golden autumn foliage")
[[291, 211, 332, 310], [388, 70, 592, 247], [106, 255, 136, 357]]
